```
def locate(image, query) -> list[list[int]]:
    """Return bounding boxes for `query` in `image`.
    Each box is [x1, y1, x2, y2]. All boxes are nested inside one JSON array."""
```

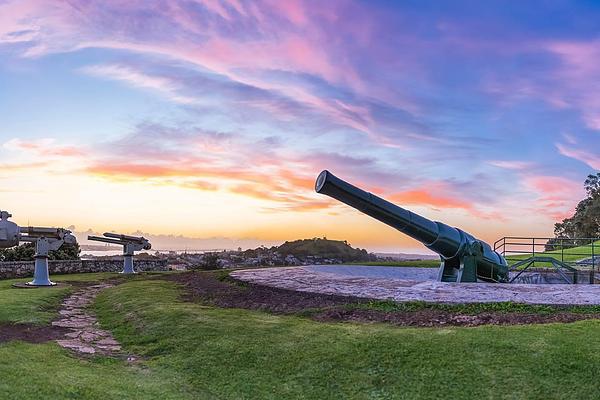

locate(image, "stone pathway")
[[231, 266, 600, 305], [52, 283, 135, 360]]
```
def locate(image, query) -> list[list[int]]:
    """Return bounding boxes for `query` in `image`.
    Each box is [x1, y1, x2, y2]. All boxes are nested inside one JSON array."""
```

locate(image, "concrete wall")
[[0, 259, 169, 280]]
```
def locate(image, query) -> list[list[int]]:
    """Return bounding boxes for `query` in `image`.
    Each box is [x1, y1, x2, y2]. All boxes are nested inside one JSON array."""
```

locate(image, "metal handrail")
[[494, 237, 600, 272]]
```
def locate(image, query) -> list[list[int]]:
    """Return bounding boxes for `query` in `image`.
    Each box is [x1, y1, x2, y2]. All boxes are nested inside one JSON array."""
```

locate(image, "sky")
[[0, 0, 599, 253]]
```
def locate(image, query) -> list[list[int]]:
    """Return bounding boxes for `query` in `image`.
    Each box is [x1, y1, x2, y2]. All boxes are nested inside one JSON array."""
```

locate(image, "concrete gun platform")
[[230, 265, 600, 305]]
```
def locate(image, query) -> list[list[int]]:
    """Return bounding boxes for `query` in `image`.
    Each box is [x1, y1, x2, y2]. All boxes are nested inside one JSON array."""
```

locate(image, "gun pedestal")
[[1, 211, 77, 287], [32, 238, 55, 286], [437, 240, 482, 283], [19, 227, 77, 286], [123, 256, 134, 274], [88, 233, 151, 274], [122, 243, 139, 274]]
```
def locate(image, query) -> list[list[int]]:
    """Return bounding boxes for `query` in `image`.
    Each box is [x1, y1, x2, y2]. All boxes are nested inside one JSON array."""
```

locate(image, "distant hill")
[[275, 238, 377, 262]]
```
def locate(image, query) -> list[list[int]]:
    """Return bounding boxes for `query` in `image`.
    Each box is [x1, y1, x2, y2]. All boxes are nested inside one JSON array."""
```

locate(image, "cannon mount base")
[[12, 282, 68, 289], [438, 241, 483, 283]]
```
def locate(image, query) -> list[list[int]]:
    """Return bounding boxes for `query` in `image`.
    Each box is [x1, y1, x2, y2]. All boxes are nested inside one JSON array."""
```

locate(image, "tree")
[[551, 173, 600, 248], [49, 243, 81, 261], [0, 242, 81, 262], [193, 253, 221, 270]]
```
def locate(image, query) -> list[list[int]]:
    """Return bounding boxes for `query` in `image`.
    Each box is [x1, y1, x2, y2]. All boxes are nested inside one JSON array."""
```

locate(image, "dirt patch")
[[311, 308, 600, 327], [166, 271, 368, 313], [0, 323, 68, 344], [165, 271, 600, 327]]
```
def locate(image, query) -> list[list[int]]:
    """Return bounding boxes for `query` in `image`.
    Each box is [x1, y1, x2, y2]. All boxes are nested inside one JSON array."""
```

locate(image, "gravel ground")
[[231, 265, 600, 305]]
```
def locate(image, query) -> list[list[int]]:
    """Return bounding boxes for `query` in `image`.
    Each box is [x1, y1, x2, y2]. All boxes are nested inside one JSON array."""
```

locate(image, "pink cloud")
[[556, 143, 600, 170], [524, 175, 580, 194], [543, 39, 600, 130], [264, 0, 308, 26], [521, 174, 584, 220], [385, 181, 508, 221], [0, 0, 426, 149]]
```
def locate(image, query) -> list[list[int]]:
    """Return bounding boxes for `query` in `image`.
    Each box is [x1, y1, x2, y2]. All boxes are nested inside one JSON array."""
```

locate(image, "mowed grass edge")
[[94, 278, 600, 399]]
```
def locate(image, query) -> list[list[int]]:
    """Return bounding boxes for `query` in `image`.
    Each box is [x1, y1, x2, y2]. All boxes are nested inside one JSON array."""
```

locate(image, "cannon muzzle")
[[316, 170, 441, 248], [316, 170, 508, 283]]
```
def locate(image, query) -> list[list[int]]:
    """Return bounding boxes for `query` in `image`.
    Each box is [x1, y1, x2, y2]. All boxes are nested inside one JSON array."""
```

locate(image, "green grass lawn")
[[0, 342, 194, 399], [94, 279, 600, 399], [3, 273, 600, 399], [0, 272, 196, 399], [0, 273, 122, 324], [0, 279, 71, 325]]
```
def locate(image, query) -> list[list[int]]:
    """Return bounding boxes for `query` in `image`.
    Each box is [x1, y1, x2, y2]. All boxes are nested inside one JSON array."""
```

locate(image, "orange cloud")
[[278, 169, 316, 190], [389, 187, 473, 211], [3, 138, 85, 158], [0, 161, 50, 172], [87, 163, 193, 178], [86, 159, 331, 211]]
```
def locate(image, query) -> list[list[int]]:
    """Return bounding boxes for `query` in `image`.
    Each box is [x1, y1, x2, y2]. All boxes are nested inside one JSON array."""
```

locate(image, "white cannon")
[[0, 210, 77, 286], [87, 232, 151, 274]]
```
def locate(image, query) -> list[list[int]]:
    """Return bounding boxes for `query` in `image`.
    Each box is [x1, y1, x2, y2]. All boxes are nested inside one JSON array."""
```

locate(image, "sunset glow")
[[1, 0, 598, 252]]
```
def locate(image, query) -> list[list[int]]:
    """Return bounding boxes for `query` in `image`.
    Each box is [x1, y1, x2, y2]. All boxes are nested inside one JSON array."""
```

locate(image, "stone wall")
[[0, 259, 169, 280]]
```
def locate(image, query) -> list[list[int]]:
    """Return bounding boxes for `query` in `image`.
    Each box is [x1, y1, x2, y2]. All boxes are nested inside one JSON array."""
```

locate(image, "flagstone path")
[[52, 283, 136, 360]]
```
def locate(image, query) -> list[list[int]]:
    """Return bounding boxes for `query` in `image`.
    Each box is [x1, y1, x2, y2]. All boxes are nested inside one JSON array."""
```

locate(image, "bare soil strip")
[[0, 323, 68, 344], [166, 271, 600, 327], [311, 308, 600, 327]]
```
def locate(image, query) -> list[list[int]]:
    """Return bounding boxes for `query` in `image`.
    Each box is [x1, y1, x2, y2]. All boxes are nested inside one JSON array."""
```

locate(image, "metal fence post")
[[532, 238, 535, 268]]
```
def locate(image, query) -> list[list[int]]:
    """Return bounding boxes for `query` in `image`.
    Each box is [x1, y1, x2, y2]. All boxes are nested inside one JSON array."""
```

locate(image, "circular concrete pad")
[[230, 265, 600, 305], [12, 282, 69, 289]]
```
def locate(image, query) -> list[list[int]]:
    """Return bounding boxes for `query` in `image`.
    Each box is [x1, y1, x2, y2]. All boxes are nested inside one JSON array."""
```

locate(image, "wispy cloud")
[[489, 160, 536, 171], [3, 138, 85, 157], [1, 0, 598, 242], [556, 143, 600, 170], [521, 174, 584, 221], [81, 64, 198, 104]]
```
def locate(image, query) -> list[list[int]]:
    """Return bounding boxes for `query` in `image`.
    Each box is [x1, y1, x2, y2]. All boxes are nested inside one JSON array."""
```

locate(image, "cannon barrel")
[[104, 232, 147, 243], [315, 170, 508, 282], [87, 235, 125, 246], [88, 232, 151, 274], [21, 226, 66, 238]]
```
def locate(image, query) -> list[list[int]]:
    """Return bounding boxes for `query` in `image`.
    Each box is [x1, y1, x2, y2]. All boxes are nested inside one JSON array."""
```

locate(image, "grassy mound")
[[276, 238, 375, 262], [0, 342, 191, 399], [3, 272, 600, 398], [93, 278, 600, 399]]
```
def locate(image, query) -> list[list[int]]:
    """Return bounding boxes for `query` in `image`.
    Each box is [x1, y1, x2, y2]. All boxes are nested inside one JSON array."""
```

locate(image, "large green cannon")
[[315, 170, 509, 283]]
